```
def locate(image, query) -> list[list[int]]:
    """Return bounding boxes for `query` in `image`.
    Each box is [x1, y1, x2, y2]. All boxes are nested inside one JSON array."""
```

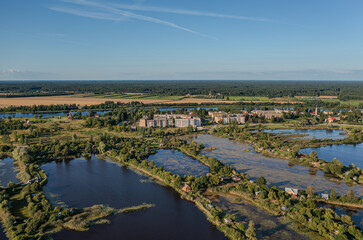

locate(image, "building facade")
[[139, 114, 201, 128]]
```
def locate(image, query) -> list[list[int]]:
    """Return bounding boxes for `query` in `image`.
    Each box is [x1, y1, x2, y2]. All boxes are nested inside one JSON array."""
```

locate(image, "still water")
[[205, 193, 310, 240], [0, 111, 111, 119], [41, 156, 225, 240], [188, 134, 363, 197], [0, 158, 18, 187], [158, 107, 219, 112], [253, 129, 347, 140], [317, 203, 363, 230], [301, 143, 363, 168], [148, 149, 209, 177]]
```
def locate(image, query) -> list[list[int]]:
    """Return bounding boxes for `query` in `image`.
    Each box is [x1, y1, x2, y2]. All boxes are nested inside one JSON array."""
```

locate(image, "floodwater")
[[0, 226, 7, 240], [148, 149, 209, 177], [0, 110, 111, 119], [188, 134, 363, 197], [317, 203, 363, 230], [41, 155, 226, 240], [301, 143, 363, 168], [205, 193, 310, 240], [253, 129, 347, 140], [0, 158, 18, 187]]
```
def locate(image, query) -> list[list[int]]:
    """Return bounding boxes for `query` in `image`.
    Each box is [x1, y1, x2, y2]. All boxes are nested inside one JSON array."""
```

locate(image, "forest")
[[0, 81, 363, 100]]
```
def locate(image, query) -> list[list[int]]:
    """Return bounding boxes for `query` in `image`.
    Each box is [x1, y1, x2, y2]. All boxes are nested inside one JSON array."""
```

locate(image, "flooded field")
[[301, 143, 363, 168], [0, 226, 7, 240], [253, 129, 347, 140], [0, 158, 18, 187], [42, 156, 225, 240], [188, 134, 363, 197], [317, 203, 363, 230], [148, 149, 209, 177], [205, 192, 310, 240]]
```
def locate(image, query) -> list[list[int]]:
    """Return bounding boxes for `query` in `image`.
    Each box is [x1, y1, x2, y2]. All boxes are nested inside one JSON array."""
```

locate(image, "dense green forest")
[[1, 81, 363, 100]]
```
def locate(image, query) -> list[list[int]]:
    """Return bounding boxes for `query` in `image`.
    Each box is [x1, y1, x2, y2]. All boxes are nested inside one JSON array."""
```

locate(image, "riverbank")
[[104, 153, 247, 240], [211, 129, 363, 186]]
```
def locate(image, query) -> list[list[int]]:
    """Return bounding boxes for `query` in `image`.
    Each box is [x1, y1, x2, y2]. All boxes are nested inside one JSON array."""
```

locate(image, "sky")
[[1, 0, 363, 80]]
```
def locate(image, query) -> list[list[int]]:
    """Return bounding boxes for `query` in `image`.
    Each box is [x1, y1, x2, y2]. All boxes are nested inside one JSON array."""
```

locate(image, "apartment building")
[[139, 114, 201, 128]]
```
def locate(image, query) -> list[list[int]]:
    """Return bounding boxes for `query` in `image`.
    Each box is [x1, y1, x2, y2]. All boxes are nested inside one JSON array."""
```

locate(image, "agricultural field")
[[82, 93, 185, 101], [293, 97, 363, 106], [224, 96, 271, 101]]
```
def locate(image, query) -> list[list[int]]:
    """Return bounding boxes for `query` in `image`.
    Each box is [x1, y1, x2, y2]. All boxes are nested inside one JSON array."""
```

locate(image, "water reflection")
[[301, 143, 363, 168], [205, 193, 309, 240], [188, 134, 363, 197], [41, 156, 225, 240], [317, 203, 363, 230], [0, 111, 111, 119], [252, 129, 347, 140], [0, 158, 18, 187], [148, 149, 209, 177]]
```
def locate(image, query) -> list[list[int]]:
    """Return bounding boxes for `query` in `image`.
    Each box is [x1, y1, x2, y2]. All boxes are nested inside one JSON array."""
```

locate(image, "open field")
[[224, 96, 271, 101], [82, 93, 185, 101], [0, 96, 240, 107], [0, 95, 320, 108], [294, 96, 338, 99], [0, 96, 172, 107]]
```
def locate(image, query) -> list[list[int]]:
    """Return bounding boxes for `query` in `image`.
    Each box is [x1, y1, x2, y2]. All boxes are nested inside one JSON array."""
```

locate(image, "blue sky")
[[1, 0, 363, 80]]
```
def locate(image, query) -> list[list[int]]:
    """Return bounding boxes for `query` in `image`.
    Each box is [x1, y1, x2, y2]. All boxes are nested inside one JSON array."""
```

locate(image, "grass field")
[[224, 96, 271, 101], [293, 97, 363, 106]]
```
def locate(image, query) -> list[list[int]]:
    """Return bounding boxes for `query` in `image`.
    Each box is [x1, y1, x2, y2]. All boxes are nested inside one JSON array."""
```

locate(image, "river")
[[0, 111, 111, 119]]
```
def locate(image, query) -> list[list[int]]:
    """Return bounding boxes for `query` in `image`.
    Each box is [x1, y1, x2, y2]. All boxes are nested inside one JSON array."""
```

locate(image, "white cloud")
[[1, 69, 27, 74], [106, 3, 273, 23], [50, 0, 210, 38]]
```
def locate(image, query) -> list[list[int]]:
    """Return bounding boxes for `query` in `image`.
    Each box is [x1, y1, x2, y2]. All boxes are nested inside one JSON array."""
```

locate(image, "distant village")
[[137, 107, 359, 128]]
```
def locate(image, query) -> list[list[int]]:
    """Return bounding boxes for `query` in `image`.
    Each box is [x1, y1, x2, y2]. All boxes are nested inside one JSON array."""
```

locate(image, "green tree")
[[200, 175, 208, 186], [346, 189, 355, 202], [256, 176, 267, 186], [13, 146, 30, 163], [209, 175, 220, 185], [306, 185, 315, 197], [309, 151, 318, 161], [246, 220, 257, 240], [98, 141, 106, 154], [330, 188, 337, 201]]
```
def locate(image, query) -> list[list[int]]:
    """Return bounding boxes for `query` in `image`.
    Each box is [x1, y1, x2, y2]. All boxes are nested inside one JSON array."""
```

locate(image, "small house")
[[232, 176, 241, 182], [311, 161, 320, 167], [181, 183, 191, 192], [224, 218, 232, 224], [321, 193, 329, 200], [206, 204, 213, 209], [285, 187, 299, 197]]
